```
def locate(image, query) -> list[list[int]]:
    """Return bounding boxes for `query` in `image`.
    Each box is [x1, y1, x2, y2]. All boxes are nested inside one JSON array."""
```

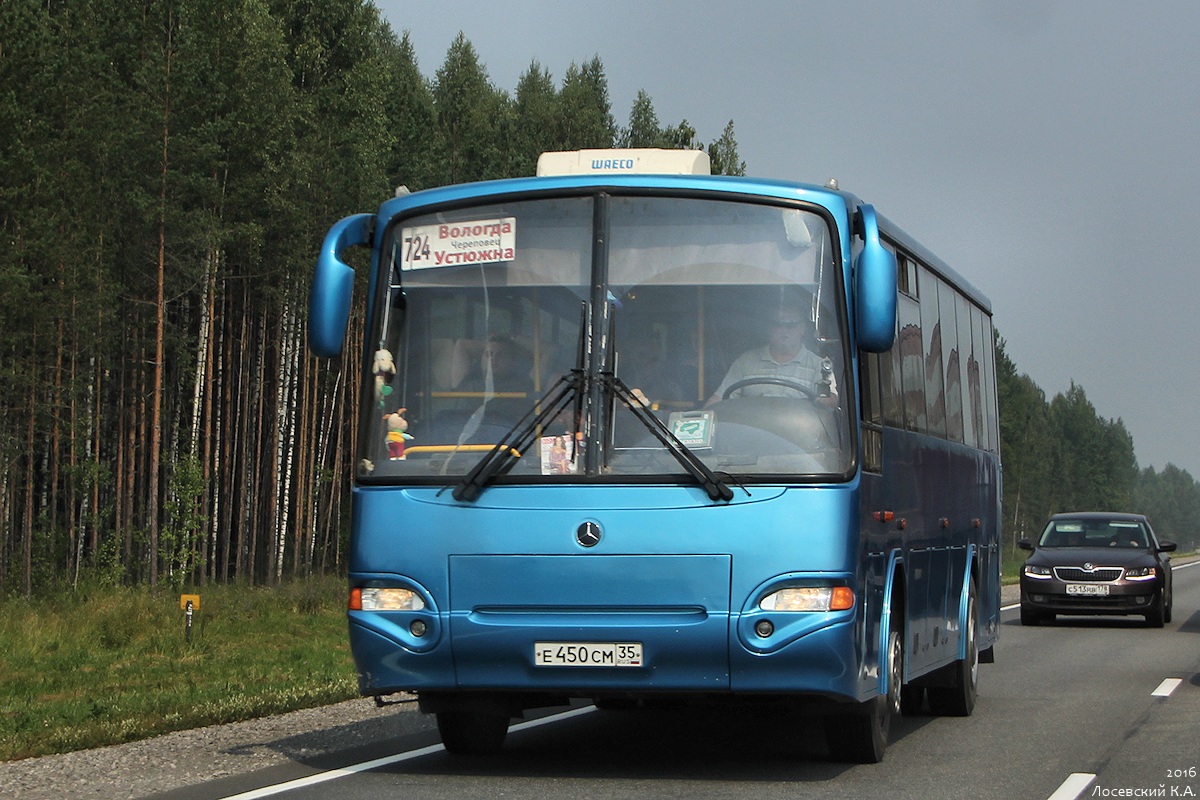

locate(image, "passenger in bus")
[[706, 310, 837, 407], [455, 335, 534, 398], [449, 335, 535, 430], [428, 336, 536, 447]]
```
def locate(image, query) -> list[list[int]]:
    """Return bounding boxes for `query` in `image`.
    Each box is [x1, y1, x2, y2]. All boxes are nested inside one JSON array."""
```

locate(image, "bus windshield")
[[360, 193, 852, 484]]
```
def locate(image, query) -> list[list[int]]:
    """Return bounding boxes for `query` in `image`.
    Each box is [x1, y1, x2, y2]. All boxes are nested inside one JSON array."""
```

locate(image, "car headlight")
[[350, 587, 426, 611], [1024, 565, 1053, 579], [1123, 567, 1157, 580], [760, 586, 854, 612]]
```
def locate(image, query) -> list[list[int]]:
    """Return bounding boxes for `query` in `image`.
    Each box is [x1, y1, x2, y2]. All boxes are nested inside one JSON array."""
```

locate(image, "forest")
[[0, 0, 1195, 598]]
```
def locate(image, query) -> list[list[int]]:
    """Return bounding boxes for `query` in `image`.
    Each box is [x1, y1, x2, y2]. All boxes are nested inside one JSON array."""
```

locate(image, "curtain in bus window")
[[860, 351, 884, 472], [955, 293, 977, 448], [880, 245, 904, 428], [968, 304, 986, 450], [880, 329, 903, 429], [979, 312, 999, 453], [940, 280, 963, 444], [897, 293, 924, 432], [860, 350, 882, 426], [920, 269, 946, 438]]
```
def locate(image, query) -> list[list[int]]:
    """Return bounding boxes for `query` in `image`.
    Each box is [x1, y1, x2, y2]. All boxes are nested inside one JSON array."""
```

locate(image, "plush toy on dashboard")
[[383, 408, 413, 460], [373, 348, 396, 407]]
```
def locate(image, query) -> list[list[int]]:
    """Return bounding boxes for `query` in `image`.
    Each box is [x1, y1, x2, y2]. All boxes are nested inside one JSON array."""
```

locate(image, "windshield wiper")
[[603, 373, 734, 502], [453, 303, 591, 503], [451, 370, 582, 502], [452, 299, 734, 504]]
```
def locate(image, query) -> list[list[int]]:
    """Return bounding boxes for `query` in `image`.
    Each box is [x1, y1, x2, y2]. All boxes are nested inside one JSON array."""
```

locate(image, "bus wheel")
[[825, 626, 901, 763], [927, 583, 978, 717], [437, 711, 510, 755]]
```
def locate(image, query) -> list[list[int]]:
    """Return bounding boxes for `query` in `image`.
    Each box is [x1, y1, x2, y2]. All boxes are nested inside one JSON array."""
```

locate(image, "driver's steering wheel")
[[721, 377, 817, 400]]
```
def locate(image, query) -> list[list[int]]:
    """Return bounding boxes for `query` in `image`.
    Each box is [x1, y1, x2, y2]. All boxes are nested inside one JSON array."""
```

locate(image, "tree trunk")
[[23, 374, 35, 597], [148, 72, 170, 587], [199, 256, 217, 586]]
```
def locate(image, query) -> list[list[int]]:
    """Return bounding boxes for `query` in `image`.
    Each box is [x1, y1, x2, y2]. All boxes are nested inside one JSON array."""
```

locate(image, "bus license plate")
[[534, 642, 643, 667], [1066, 584, 1110, 595]]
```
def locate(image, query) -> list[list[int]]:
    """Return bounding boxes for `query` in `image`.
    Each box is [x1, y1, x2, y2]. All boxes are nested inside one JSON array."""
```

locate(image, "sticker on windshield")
[[669, 411, 714, 449], [400, 217, 516, 270]]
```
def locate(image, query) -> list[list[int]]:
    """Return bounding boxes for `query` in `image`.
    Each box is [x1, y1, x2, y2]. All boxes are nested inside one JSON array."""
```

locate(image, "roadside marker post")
[[180, 594, 201, 644]]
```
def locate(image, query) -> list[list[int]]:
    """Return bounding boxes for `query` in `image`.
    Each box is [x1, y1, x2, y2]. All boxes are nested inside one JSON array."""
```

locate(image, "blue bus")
[[309, 149, 1001, 763]]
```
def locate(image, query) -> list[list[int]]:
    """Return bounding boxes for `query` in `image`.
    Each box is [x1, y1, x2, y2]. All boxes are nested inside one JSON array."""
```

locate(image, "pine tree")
[[618, 90, 662, 148], [432, 33, 499, 185], [511, 61, 560, 176], [708, 120, 747, 176], [557, 56, 616, 149], [384, 32, 438, 191]]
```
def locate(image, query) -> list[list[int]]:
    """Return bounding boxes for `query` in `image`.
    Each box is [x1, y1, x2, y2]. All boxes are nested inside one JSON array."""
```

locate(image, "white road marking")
[[216, 706, 597, 799], [1048, 772, 1096, 800], [1152, 677, 1182, 697]]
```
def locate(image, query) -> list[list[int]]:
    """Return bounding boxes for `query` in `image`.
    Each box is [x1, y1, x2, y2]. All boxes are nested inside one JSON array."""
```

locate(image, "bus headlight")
[[760, 586, 854, 612], [350, 587, 426, 611]]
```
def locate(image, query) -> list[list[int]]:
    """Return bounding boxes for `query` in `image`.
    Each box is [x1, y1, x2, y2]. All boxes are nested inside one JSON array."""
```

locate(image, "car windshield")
[[357, 193, 852, 485], [1037, 519, 1149, 549]]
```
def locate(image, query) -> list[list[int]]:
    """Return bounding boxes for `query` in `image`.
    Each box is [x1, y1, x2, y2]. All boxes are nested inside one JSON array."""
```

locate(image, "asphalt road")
[[145, 561, 1200, 800]]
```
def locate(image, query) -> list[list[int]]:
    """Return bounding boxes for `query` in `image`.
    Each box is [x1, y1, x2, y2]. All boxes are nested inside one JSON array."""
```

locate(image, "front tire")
[[825, 625, 902, 763], [437, 711, 510, 755]]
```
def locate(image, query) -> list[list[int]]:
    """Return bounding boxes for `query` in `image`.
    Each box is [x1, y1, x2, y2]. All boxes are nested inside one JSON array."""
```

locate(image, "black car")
[[1019, 512, 1175, 627]]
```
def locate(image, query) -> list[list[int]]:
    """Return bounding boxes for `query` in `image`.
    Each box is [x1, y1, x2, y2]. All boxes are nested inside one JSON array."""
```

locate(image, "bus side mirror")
[[309, 213, 373, 358], [854, 205, 897, 353]]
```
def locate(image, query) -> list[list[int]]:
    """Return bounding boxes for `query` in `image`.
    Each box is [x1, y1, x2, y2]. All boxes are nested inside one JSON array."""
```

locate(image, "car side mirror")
[[1017, 538, 1034, 552], [1157, 540, 1177, 553]]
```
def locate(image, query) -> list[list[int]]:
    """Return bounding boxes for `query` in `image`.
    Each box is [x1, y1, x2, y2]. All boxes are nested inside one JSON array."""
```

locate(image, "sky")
[[375, 0, 1200, 477]]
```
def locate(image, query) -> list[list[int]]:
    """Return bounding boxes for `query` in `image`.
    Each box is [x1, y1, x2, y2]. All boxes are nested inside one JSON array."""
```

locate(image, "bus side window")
[[920, 268, 946, 438], [897, 292, 924, 432], [860, 350, 883, 473]]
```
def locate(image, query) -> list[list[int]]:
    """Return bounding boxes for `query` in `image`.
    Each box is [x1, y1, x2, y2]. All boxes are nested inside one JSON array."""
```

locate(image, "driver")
[[706, 309, 837, 407]]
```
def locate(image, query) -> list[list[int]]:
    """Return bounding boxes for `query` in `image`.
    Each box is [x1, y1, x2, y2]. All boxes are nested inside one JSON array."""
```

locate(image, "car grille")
[[1026, 593, 1151, 610], [1053, 566, 1124, 582]]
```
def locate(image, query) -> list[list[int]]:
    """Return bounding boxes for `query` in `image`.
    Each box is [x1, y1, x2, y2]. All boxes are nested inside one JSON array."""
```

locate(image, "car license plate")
[[534, 642, 643, 667], [1066, 583, 1110, 596]]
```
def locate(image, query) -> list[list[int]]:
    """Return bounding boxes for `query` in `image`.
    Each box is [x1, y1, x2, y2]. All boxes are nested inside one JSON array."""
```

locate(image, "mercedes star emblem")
[[576, 521, 602, 547]]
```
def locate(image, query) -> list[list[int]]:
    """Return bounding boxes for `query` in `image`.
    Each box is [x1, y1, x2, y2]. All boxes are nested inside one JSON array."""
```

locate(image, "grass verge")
[[0, 575, 357, 762]]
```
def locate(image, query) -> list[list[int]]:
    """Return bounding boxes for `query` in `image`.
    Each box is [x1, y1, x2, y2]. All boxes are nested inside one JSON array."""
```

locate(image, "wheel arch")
[[952, 544, 979, 661], [878, 550, 907, 695]]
